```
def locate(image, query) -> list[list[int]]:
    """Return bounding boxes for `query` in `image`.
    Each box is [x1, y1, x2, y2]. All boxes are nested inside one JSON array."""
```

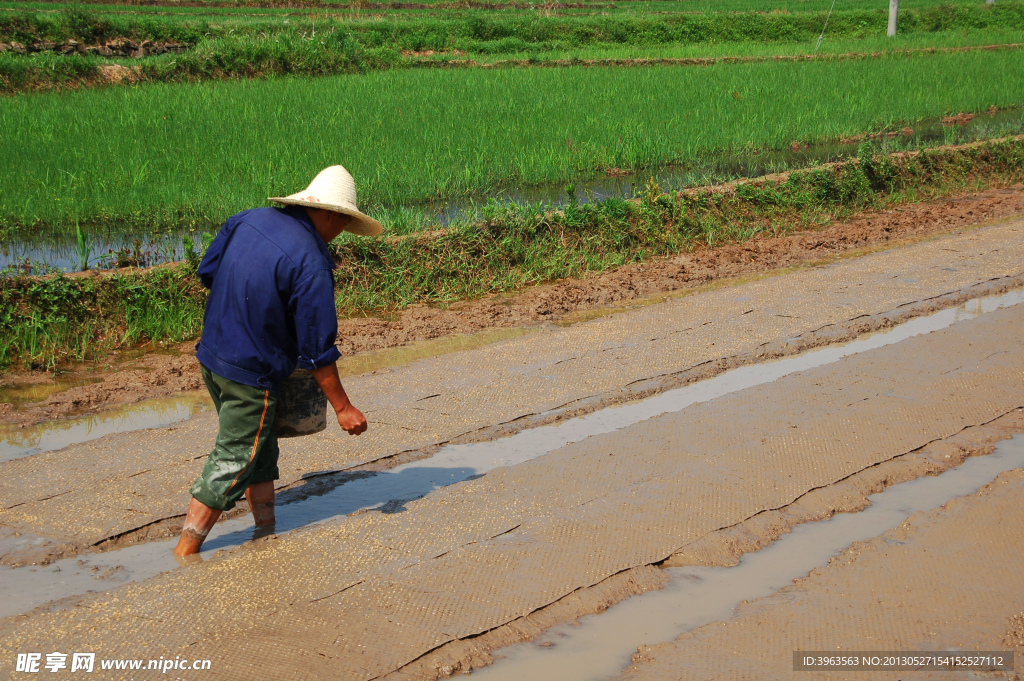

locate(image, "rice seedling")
[[74, 220, 92, 271], [2, 48, 1022, 235]]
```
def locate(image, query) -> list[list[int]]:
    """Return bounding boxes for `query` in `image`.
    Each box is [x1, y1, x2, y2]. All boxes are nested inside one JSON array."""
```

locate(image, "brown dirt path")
[[3, 185, 1022, 428], [427, 42, 1024, 70]]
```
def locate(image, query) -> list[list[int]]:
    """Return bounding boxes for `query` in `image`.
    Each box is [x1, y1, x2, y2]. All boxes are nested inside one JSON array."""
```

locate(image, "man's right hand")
[[336, 403, 368, 435], [312, 362, 369, 436]]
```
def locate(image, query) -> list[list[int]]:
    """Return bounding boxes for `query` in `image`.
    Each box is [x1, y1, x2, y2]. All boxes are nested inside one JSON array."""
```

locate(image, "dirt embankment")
[[0, 38, 185, 57], [417, 42, 1024, 70], [334, 185, 1024, 352], [2, 184, 1022, 427]]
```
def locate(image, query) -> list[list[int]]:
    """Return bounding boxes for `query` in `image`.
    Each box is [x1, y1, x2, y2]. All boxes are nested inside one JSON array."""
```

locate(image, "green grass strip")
[[2, 138, 1022, 373]]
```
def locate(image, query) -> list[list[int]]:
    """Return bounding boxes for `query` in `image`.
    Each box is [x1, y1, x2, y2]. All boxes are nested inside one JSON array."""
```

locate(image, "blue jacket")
[[195, 206, 342, 392]]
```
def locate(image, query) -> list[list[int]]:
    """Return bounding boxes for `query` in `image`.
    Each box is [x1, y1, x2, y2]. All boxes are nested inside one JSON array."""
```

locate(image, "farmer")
[[174, 165, 382, 557]]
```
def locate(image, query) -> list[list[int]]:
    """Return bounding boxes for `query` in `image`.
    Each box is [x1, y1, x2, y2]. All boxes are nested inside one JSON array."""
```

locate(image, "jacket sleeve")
[[290, 268, 343, 370], [196, 218, 235, 290]]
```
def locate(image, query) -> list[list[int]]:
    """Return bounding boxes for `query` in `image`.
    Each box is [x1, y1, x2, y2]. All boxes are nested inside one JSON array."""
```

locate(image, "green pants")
[[190, 366, 280, 511]]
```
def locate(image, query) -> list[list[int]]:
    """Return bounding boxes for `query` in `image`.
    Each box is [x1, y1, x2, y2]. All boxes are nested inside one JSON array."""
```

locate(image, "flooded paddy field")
[[1, 216, 1024, 678], [2, 45, 1022, 256], [1, 285, 1021, 618]]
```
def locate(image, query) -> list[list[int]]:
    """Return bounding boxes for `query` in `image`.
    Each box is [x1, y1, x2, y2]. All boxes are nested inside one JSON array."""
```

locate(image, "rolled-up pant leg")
[[190, 366, 280, 511]]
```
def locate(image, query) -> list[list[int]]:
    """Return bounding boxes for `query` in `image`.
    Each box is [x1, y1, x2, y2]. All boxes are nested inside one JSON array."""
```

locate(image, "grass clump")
[[144, 31, 400, 82], [0, 51, 98, 92], [0, 7, 206, 46], [0, 265, 206, 371]]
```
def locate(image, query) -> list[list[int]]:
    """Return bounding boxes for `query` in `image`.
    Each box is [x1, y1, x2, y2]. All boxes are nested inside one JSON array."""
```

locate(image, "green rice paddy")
[[2, 47, 1022, 233]]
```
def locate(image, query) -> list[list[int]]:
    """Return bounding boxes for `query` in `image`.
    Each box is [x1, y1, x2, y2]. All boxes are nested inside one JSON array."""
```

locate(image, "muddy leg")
[[173, 497, 222, 556], [246, 481, 276, 527]]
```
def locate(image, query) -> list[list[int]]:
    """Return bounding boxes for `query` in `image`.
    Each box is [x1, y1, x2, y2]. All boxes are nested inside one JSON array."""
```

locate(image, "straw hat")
[[270, 165, 383, 237]]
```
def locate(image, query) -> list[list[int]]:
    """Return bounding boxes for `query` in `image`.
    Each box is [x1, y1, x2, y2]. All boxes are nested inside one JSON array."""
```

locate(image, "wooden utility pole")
[[888, 0, 899, 36]]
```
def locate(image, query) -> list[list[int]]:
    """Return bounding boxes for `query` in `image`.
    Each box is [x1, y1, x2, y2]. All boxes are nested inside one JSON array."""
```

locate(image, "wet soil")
[[2, 296, 1022, 673], [616, 467, 1024, 681], [386, 409, 1024, 681], [0, 350, 202, 427], [47, 277, 1024, 565], [3, 184, 1022, 428]]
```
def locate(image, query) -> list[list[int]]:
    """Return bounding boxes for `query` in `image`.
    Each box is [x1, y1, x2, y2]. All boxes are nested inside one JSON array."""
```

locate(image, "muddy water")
[[0, 376, 103, 408], [473, 434, 1024, 681], [0, 392, 209, 463], [0, 288, 1021, 618], [336, 326, 536, 379], [0, 231, 199, 276], [4, 109, 1022, 272], [0, 328, 537, 463]]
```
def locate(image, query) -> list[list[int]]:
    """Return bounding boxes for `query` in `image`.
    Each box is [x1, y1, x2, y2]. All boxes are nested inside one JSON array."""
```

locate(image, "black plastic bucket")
[[275, 369, 328, 438]]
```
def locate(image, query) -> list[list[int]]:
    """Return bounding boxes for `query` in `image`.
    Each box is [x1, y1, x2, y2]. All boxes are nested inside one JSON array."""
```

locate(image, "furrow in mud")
[[618, 459, 1024, 681], [386, 409, 1024, 681]]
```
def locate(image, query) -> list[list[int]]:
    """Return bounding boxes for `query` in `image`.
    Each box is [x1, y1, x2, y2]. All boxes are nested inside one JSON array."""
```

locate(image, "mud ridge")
[[88, 275, 1024, 559], [0, 38, 185, 57], [419, 42, 1024, 70], [381, 409, 1024, 681], [431, 274, 1024, 445]]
